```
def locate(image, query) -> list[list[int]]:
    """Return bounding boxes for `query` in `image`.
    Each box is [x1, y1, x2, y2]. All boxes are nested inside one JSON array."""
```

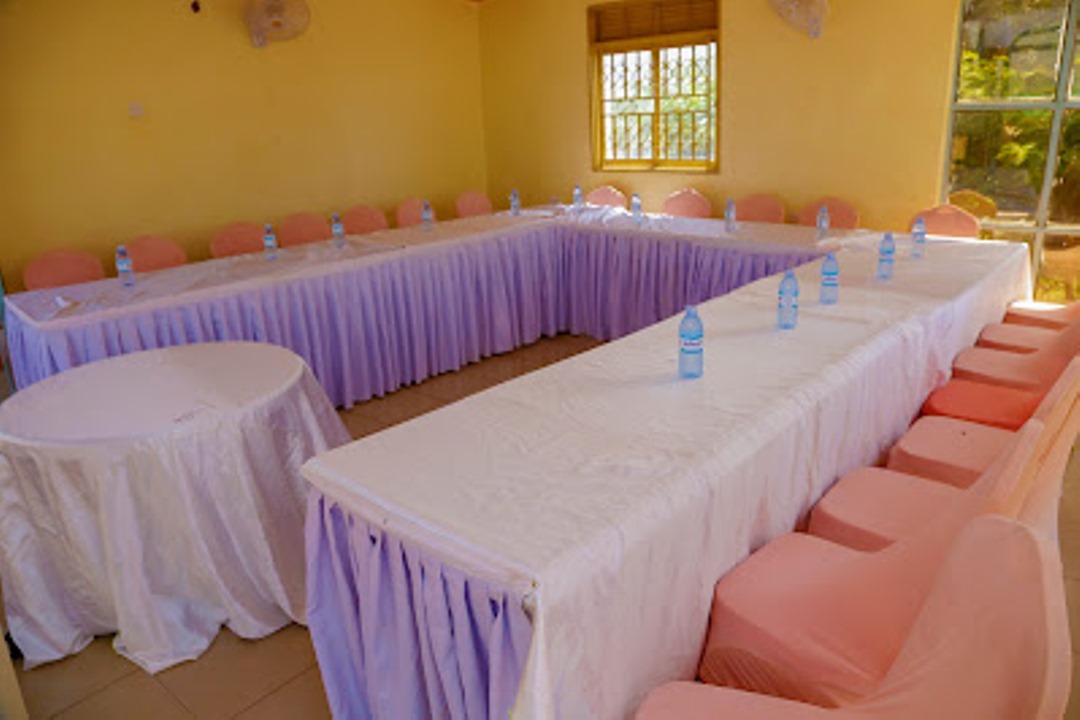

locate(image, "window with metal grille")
[[589, 0, 719, 171]]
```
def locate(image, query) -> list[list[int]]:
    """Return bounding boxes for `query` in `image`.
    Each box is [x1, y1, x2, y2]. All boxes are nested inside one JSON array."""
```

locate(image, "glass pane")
[[949, 109, 1053, 221], [1049, 108, 1080, 221], [1039, 233, 1080, 300], [957, 0, 1066, 101]]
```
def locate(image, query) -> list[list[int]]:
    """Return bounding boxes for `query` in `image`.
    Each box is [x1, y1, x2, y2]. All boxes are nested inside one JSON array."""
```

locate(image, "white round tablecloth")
[[0, 342, 350, 672]]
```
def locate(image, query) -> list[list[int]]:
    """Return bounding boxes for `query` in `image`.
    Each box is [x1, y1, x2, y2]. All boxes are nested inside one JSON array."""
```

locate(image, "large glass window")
[[946, 0, 1080, 300], [590, 0, 718, 171]]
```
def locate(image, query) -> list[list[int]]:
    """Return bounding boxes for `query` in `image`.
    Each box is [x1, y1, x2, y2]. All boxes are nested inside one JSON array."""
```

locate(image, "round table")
[[0, 342, 350, 672]]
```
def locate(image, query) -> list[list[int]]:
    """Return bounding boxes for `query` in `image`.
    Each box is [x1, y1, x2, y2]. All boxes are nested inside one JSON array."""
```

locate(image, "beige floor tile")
[[233, 667, 330, 720], [1061, 522, 1080, 581], [1068, 654, 1080, 720], [16, 637, 138, 719], [155, 625, 314, 720], [1068, 578, 1080, 653], [414, 356, 521, 404], [56, 672, 192, 720], [339, 386, 447, 434]]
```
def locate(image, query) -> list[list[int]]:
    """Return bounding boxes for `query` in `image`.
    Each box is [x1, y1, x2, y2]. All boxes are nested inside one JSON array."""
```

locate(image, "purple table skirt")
[[6, 223, 819, 410], [306, 492, 533, 720]]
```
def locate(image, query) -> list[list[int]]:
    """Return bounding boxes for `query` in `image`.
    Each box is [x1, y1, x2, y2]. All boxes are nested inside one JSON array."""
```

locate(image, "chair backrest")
[[23, 249, 106, 290], [278, 212, 332, 247], [396, 198, 433, 228], [662, 189, 712, 218], [455, 191, 494, 218], [948, 189, 998, 219], [911, 205, 980, 238], [735, 193, 786, 224], [585, 185, 628, 209], [342, 205, 388, 236], [127, 236, 188, 273], [795, 197, 860, 229], [210, 222, 264, 259]]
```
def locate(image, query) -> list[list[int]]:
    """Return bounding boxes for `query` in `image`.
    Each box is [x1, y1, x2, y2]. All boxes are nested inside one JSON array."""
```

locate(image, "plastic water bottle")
[[815, 205, 830, 241], [724, 198, 737, 233], [819, 251, 839, 305], [911, 217, 927, 259], [631, 193, 643, 223], [510, 189, 522, 216], [331, 213, 346, 249], [573, 184, 584, 209], [678, 305, 704, 379], [421, 200, 434, 230], [777, 270, 799, 330], [115, 245, 135, 287], [877, 232, 896, 280], [262, 223, 278, 260]]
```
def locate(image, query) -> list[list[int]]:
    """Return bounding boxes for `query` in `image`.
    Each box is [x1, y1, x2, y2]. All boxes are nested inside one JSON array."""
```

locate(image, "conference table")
[[300, 231, 1031, 719], [4, 210, 825, 406], [0, 342, 349, 673]]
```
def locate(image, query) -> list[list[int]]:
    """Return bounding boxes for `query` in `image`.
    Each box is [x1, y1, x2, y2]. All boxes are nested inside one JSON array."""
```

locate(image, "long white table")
[[302, 234, 1031, 719]]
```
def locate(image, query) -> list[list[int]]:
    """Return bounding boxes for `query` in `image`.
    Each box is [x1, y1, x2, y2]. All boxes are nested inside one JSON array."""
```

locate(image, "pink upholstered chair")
[[396, 198, 433, 228], [455, 191, 494, 218], [795, 197, 860, 229], [23, 249, 106, 290], [1004, 300, 1080, 330], [910, 204, 980, 238], [921, 379, 1043, 431], [277, 212, 332, 247], [585, 185, 628, 209], [949, 317, 1080, 393], [888, 358, 1080, 488], [978, 300, 1080, 356], [210, 222, 264, 259], [695, 423, 1043, 709], [662, 189, 712, 218], [735, 193, 786, 224], [636, 516, 1069, 720], [342, 205, 388, 236], [127, 236, 187, 272]]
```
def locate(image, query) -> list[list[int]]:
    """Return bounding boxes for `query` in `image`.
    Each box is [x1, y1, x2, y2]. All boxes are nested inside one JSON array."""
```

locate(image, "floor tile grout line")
[[43, 662, 140, 719], [224, 661, 317, 719]]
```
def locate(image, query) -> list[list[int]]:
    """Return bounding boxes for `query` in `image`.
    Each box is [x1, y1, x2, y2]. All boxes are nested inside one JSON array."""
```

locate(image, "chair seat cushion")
[[1004, 303, 1080, 330], [807, 468, 963, 552], [977, 323, 1056, 354], [951, 346, 1056, 392], [887, 416, 1014, 488], [921, 379, 1042, 430]]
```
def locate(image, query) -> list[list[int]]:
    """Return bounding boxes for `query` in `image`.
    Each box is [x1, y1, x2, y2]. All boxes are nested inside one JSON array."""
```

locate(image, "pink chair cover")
[[277, 213, 332, 247], [396, 198, 433, 228], [127, 236, 187, 272], [911, 204, 980, 238], [662, 189, 712, 218], [342, 205, 388, 236], [795, 197, 860, 229], [455, 191, 494, 218], [585, 185, 628, 209], [1005, 300, 1080, 330], [23, 249, 106, 290], [210, 222, 264, 259], [735, 193, 786, 224], [977, 322, 1056, 353], [640, 516, 1068, 720], [698, 423, 1044, 707], [952, 319, 1080, 393]]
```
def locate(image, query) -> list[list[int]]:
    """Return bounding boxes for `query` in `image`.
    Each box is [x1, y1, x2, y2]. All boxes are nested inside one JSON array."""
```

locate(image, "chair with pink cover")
[[948, 316, 1080, 393], [127, 236, 187, 272], [735, 193, 786, 224], [978, 301, 1080, 354], [694, 422, 1042, 708], [888, 358, 1080, 488], [342, 205, 388, 236], [795, 197, 860, 229], [455, 191, 494, 218], [910, 204, 980, 238], [277, 213, 332, 248], [635, 515, 1069, 720], [23, 249, 106, 290], [662, 189, 712, 218], [585, 185, 628, 209], [1004, 300, 1080, 330], [396, 198, 433, 228], [210, 222, 264, 259]]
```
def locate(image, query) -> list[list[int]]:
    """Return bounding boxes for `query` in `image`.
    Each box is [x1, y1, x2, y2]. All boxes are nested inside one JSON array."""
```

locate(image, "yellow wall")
[[0, 0, 486, 289], [478, 0, 961, 231]]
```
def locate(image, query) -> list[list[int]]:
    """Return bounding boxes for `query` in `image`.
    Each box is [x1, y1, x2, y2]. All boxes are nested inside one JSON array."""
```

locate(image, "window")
[[589, 0, 719, 171], [945, 0, 1080, 301]]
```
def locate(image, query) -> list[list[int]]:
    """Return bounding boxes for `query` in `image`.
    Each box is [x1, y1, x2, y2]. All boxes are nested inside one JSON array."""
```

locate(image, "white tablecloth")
[[302, 236, 1031, 719], [0, 342, 350, 672]]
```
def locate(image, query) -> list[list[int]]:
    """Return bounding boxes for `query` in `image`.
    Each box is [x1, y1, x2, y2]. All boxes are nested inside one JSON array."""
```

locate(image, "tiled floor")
[[9, 331, 1080, 718]]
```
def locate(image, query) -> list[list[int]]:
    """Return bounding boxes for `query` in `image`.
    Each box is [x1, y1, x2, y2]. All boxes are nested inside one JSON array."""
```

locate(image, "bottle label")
[[680, 337, 703, 353], [117, 258, 132, 273]]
